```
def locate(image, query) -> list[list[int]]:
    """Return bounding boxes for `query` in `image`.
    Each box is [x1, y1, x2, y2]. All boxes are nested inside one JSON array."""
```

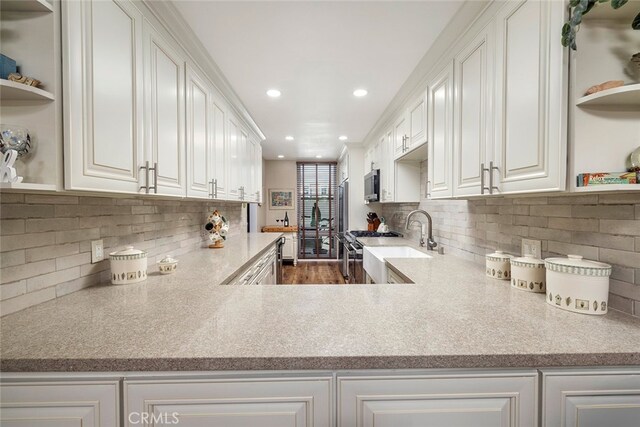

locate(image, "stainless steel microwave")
[[364, 169, 380, 202]]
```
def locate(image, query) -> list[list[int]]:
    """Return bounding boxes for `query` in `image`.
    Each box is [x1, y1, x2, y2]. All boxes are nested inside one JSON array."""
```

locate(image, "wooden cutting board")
[[262, 225, 299, 233]]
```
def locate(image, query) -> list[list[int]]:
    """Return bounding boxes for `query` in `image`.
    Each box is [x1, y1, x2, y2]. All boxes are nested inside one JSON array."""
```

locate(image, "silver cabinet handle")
[[490, 161, 499, 194], [139, 161, 149, 193], [214, 179, 218, 199], [371, 161, 374, 171], [481, 162, 490, 195], [426, 179, 431, 198], [148, 162, 158, 194]]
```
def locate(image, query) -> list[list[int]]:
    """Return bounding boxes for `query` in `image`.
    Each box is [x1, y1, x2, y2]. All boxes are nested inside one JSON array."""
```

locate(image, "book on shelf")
[[576, 171, 639, 187]]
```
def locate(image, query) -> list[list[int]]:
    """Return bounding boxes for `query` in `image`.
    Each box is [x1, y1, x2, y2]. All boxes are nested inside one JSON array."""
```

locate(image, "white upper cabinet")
[[393, 113, 408, 158], [227, 115, 242, 200], [63, 0, 144, 193], [453, 26, 493, 197], [381, 128, 395, 202], [407, 92, 427, 151], [428, 62, 454, 199], [143, 20, 186, 196], [493, 0, 567, 194], [185, 64, 212, 199], [211, 92, 227, 200]]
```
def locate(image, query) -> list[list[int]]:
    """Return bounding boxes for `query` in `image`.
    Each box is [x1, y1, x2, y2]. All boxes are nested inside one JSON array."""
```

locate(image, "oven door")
[[348, 242, 364, 284]]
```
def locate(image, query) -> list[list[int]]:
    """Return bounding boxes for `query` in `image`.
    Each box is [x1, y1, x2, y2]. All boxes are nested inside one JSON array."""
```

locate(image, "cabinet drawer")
[[542, 368, 640, 427], [387, 267, 412, 284], [338, 371, 537, 427], [124, 375, 333, 427], [1, 380, 120, 427]]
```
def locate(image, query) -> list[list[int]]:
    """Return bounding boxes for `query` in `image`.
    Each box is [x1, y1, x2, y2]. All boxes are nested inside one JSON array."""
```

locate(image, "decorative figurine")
[[0, 125, 33, 184], [205, 210, 229, 248]]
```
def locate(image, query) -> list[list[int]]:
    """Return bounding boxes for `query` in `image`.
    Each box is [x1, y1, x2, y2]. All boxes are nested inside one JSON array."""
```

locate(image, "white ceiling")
[[173, 1, 464, 160]]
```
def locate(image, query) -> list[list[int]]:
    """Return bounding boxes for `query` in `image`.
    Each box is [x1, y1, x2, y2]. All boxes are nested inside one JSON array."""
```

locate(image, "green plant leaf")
[[611, 0, 628, 9], [585, 0, 597, 13], [570, 0, 581, 6], [633, 11, 640, 29]]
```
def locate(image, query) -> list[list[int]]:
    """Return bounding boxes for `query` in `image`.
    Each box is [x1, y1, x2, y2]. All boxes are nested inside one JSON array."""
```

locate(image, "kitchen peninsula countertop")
[[1, 234, 639, 372]]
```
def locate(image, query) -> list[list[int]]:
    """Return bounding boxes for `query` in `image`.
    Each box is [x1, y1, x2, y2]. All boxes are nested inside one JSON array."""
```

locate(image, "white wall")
[[258, 160, 298, 228]]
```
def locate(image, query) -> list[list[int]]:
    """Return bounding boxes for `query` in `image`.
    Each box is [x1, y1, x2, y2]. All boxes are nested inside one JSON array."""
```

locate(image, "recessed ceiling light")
[[353, 89, 368, 97], [266, 89, 281, 98], [285, 136, 294, 141], [315, 155, 322, 159], [339, 135, 348, 141], [277, 155, 285, 159]]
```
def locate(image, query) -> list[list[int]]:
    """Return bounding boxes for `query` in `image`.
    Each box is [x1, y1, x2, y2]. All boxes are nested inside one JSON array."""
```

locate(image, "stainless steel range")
[[337, 230, 402, 283]]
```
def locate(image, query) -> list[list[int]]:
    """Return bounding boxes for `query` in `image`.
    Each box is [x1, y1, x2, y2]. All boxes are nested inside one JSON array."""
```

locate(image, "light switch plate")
[[91, 239, 104, 263], [521, 239, 541, 258]]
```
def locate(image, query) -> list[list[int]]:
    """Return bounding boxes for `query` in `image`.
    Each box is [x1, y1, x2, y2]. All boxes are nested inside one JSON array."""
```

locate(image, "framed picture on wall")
[[269, 189, 295, 210]]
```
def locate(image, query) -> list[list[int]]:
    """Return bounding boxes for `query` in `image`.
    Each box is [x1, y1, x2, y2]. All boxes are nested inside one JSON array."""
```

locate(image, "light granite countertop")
[[1, 234, 639, 372]]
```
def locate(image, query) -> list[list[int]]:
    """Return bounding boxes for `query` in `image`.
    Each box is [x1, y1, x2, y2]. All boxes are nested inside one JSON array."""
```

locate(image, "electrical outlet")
[[521, 239, 541, 258], [91, 240, 104, 263]]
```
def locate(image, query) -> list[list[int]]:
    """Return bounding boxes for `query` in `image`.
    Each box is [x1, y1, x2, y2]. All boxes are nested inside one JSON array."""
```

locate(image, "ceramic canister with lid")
[[485, 250, 513, 280], [511, 254, 546, 293], [544, 255, 612, 315], [157, 254, 178, 274], [109, 246, 148, 285]]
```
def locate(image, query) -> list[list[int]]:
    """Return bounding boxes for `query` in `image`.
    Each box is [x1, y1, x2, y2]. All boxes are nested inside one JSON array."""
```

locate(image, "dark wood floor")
[[281, 261, 346, 285]]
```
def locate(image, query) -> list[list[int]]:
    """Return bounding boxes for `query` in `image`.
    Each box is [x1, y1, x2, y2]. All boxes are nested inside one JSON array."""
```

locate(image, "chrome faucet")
[[405, 209, 437, 250]]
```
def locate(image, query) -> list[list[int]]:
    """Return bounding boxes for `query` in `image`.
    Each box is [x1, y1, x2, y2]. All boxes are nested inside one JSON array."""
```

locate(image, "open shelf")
[[0, 79, 54, 101], [0, 182, 57, 191], [0, 0, 53, 13], [576, 83, 640, 107], [574, 184, 640, 193]]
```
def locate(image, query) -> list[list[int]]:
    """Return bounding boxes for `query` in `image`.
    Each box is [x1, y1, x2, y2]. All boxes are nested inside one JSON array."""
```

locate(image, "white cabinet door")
[[227, 115, 241, 200], [63, 0, 144, 193], [185, 64, 211, 199], [1, 381, 119, 426], [211, 93, 227, 200], [125, 376, 332, 427], [254, 142, 263, 203], [493, 0, 567, 194], [428, 62, 454, 199], [407, 92, 427, 151], [143, 20, 185, 196], [383, 128, 395, 202], [542, 368, 640, 427], [239, 127, 249, 201], [453, 26, 493, 197], [393, 113, 408, 158], [338, 371, 537, 427]]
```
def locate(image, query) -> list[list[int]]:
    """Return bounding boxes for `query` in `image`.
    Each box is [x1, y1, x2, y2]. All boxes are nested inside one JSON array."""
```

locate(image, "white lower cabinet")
[[124, 375, 333, 427], [338, 371, 538, 427], [0, 380, 119, 426], [542, 368, 640, 427]]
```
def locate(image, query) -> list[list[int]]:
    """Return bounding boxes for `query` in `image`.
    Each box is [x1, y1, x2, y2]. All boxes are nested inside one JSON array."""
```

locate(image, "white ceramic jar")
[[544, 255, 612, 315], [485, 251, 513, 280], [157, 254, 178, 274], [109, 246, 148, 285], [511, 255, 546, 293]]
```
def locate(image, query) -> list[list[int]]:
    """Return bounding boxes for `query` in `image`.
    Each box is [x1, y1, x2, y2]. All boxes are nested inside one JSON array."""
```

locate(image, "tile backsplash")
[[377, 191, 640, 317], [0, 193, 246, 316]]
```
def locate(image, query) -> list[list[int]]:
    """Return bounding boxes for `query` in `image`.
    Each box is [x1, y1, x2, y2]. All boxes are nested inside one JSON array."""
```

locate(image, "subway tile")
[[1, 259, 56, 285], [24, 194, 78, 205], [0, 232, 56, 251], [547, 241, 599, 260], [55, 252, 91, 270], [513, 197, 548, 205], [599, 248, 640, 269], [0, 280, 26, 300], [0, 219, 25, 235], [55, 204, 131, 217], [55, 228, 100, 244], [26, 267, 80, 292], [26, 243, 80, 262], [530, 205, 571, 217], [548, 217, 599, 232], [0, 204, 54, 219], [599, 194, 640, 204], [610, 265, 635, 284], [26, 217, 79, 233], [635, 300, 640, 317], [571, 204, 635, 220], [0, 287, 56, 317], [56, 273, 102, 297], [0, 193, 24, 204], [80, 260, 109, 277], [572, 231, 635, 251], [0, 250, 25, 268], [513, 215, 548, 228], [131, 205, 156, 214], [608, 294, 634, 315], [637, 237, 640, 252], [529, 227, 571, 242], [600, 219, 640, 236], [548, 195, 598, 205], [79, 196, 116, 205], [609, 279, 640, 301], [485, 198, 513, 206], [636, 204, 640, 220], [115, 198, 144, 205]]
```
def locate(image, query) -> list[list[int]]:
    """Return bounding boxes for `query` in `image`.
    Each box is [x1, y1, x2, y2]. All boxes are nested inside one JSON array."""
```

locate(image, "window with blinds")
[[297, 162, 337, 259]]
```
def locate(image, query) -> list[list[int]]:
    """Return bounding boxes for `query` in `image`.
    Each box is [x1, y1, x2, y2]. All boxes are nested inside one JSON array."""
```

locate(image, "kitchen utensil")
[[157, 254, 178, 274], [544, 255, 611, 315], [511, 254, 545, 292], [485, 251, 513, 280], [109, 246, 147, 285]]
